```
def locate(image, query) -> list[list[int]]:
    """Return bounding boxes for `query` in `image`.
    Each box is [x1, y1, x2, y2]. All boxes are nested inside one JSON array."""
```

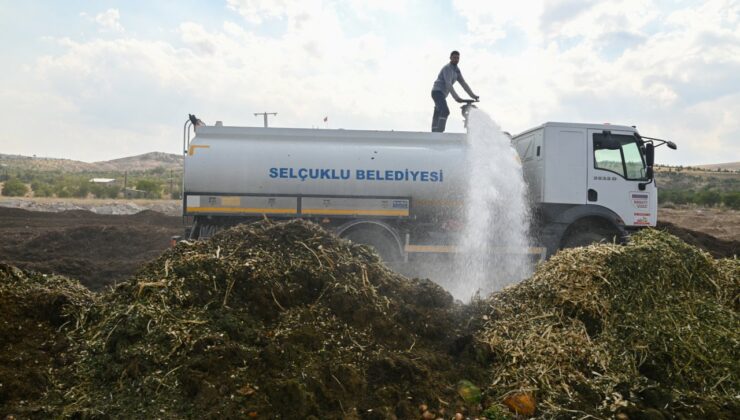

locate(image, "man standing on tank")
[[431, 50, 479, 133]]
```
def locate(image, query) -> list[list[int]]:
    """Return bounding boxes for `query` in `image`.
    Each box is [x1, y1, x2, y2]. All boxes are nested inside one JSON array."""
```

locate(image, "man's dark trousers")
[[431, 90, 449, 132]]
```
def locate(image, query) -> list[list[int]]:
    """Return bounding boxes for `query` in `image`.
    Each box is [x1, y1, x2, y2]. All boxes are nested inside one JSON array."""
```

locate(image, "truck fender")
[[336, 220, 404, 261], [538, 204, 627, 256]]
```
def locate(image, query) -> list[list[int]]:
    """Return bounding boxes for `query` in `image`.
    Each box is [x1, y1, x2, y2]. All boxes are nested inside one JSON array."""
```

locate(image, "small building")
[[89, 178, 117, 185]]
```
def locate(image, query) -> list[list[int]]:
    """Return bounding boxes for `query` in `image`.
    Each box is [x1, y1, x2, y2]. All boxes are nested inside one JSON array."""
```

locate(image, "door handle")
[[588, 189, 598, 202]]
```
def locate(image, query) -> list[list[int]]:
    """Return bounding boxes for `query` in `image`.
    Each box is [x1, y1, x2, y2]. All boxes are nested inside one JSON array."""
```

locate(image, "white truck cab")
[[512, 122, 668, 253]]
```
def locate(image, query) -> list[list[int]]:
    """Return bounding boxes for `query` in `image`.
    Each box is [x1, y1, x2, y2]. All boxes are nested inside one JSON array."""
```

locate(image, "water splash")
[[450, 108, 532, 301]]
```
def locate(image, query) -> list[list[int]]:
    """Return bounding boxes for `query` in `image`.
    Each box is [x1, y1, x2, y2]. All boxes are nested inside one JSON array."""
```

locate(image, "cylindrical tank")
[[184, 126, 470, 218]]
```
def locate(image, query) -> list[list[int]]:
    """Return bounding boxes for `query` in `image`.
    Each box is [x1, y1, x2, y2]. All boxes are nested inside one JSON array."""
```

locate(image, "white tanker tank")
[[184, 125, 471, 222]]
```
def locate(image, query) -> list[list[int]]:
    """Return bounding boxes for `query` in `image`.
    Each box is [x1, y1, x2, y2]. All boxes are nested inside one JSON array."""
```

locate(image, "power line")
[[254, 112, 277, 127]]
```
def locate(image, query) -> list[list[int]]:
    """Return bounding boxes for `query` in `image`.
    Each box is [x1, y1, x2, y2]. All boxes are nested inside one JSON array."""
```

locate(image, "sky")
[[1, 0, 739, 165]]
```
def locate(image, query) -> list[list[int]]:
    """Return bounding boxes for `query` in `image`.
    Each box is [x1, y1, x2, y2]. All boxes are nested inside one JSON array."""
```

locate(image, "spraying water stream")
[[449, 108, 532, 301]]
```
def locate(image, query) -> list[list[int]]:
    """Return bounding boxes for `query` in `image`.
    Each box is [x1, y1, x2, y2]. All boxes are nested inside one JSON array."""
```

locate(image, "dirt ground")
[[658, 207, 739, 242], [0, 207, 182, 290], [656, 207, 738, 258], [0, 206, 736, 292]]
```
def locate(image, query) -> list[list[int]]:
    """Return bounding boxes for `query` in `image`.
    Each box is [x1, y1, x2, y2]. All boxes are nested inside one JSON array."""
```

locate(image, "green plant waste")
[[1, 220, 737, 419]]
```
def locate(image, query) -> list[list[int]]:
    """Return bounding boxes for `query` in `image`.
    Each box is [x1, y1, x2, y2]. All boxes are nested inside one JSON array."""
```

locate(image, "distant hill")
[[655, 164, 739, 193], [98, 152, 183, 172], [693, 162, 740, 172], [0, 152, 183, 173]]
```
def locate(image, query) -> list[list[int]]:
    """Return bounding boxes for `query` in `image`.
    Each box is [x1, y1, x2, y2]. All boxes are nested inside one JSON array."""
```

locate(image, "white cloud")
[[2, 3, 438, 160], [450, 0, 740, 164], [348, 0, 410, 15], [226, 0, 296, 24], [81, 9, 125, 32], [2, 1, 738, 165], [453, 0, 541, 44], [227, 0, 411, 24]]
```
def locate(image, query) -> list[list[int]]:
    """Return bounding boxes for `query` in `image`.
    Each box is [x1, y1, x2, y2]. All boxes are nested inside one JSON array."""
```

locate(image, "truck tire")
[[561, 225, 618, 249], [342, 227, 401, 262]]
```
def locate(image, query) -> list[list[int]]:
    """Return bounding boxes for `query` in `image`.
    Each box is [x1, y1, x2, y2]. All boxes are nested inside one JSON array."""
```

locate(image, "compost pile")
[[478, 229, 739, 418], [0, 264, 95, 415], [53, 220, 487, 419], [1, 221, 738, 419]]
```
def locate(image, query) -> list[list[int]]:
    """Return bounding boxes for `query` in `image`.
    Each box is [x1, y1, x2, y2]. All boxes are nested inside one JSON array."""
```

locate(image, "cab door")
[[587, 129, 657, 227]]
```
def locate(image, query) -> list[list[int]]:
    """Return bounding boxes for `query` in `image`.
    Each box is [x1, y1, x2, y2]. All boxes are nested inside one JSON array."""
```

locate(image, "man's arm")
[[443, 66, 464, 102], [449, 85, 463, 102], [457, 73, 479, 100]]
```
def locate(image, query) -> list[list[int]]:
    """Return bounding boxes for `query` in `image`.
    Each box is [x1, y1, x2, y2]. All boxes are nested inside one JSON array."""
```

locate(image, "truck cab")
[[513, 122, 659, 255]]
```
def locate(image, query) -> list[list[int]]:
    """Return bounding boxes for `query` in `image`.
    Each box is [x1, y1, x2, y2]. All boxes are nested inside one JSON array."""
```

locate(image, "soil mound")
[[4, 224, 175, 291], [126, 209, 182, 224], [58, 220, 485, 419], [0, 207, 180, 291], [478, 229, 739, 418], [657, 220, 738, 258], [0, 265, 95, 417], [0, 207, 54, 219]]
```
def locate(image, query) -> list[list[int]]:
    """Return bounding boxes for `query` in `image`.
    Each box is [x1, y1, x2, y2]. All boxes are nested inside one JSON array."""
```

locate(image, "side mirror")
[[645, 143, 654, 167], [645, 166, 653, 180], [667, 141, 677, 150]]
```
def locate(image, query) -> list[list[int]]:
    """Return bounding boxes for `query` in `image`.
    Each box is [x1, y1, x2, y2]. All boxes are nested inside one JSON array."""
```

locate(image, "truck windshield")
[[593, 133, 647, 180]]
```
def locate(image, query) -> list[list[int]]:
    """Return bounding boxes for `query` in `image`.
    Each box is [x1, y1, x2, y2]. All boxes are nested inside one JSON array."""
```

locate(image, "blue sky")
[[1, 0, 739, 165]]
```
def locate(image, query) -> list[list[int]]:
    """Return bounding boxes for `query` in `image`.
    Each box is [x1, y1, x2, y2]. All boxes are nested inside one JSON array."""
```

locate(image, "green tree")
[[90, 184, 106, 199], [658, 190, 670, 204], [659, 189, 694, 205], [722, 192, 740, 210], [150, 166, 167, 175], [136, 179, 162, 199], [54, 183, 71, 198], [31, 181, 54, 197], [91, 184, 120, 199], [2, 178, 29, 196], [104, 185, 121, 199], [72, 180, 90, 198], [696, 189, 721, 207]]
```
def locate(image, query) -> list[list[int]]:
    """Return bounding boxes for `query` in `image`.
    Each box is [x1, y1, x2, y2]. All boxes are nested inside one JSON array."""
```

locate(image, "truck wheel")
[[561, 226, 618, 249], [343, 227, 401, 262]]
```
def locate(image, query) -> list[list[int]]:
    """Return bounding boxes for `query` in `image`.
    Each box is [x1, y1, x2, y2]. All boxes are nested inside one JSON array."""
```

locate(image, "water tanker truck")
[[180, 111, 676, 261]]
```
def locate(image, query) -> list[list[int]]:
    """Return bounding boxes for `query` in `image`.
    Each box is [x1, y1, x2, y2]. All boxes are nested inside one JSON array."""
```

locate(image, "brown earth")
[[658, 207, 739, 242], [0, 207, 182, 290], [657, 207, 738, 258], [657, 221, 738, 258]]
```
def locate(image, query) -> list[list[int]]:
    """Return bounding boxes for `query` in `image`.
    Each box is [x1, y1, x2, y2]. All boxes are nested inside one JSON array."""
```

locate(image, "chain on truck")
[[176, 104, 676, 262]]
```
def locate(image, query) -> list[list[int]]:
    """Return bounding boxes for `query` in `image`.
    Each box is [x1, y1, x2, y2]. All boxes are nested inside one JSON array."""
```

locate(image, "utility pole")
[[254, 112, 277, 127]]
